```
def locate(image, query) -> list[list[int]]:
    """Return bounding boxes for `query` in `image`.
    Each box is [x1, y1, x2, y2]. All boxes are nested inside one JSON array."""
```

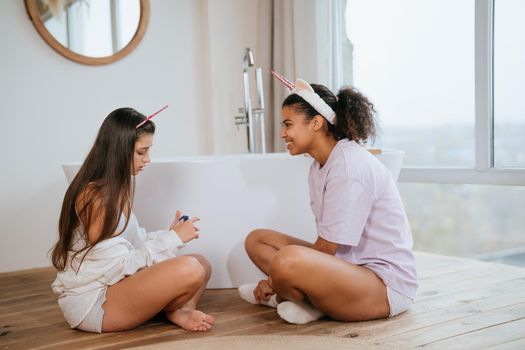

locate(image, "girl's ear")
[[312, 115, 325, 131]]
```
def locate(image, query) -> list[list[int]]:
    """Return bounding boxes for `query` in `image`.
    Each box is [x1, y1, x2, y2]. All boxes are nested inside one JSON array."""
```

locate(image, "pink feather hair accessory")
[[136, 105, 168, 128], [271, 71, 295, 92], [271, 71, 336, 124]]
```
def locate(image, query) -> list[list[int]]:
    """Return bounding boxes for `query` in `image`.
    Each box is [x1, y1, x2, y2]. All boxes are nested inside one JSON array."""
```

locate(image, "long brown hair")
[[52, 108, 155, 271], [282, 84, 377, 144]]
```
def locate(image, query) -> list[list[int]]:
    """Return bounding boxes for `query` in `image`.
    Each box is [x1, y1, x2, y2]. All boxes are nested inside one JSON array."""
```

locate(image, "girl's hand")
[[253, 279, 274, 303], [169, 210, 200, 243]]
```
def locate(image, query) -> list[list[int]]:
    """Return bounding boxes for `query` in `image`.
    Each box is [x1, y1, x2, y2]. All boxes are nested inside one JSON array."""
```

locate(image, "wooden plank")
[[414, 251, 476, 268], [419, 262, 524, 290], [0, 266, 55, 279], [0, 268, 55, 287], [373, 302, 525, 347], [343, 281, 525, 339], [411, 277, 525, 313], [417, 266, 525, 302], [0, 296, 54, 314], [1, 254, 524, 350], [292, 278, 525, 340], [1, 281, 53, 296], [483, 336, 525, 350], [415, 252, 486, 280], [34, 308, 281, 350], [0, 294, 56, 314], [279, 274, 525, 339], [246, 274, 525, 342], [0, 290, 279, 350], [423, 318, 525, 350], [0, 286, 55, 306]]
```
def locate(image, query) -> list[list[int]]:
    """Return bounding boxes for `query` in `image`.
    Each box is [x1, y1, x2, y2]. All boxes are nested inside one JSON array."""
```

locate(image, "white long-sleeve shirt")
[[51, 212, 185, 328]]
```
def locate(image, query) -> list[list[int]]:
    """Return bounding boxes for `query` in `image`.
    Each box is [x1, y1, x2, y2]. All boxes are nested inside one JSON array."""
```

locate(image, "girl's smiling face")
[[280, 106, 316, 155]]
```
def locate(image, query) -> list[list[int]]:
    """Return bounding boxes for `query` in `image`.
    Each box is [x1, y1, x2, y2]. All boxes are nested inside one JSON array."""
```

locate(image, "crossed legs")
[[245, 229, 390, 321], [102, 254, 214, 332]]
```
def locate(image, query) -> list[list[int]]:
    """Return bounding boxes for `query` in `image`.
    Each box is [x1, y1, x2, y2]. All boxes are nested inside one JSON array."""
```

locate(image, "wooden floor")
[[1, 252, 525, 350]]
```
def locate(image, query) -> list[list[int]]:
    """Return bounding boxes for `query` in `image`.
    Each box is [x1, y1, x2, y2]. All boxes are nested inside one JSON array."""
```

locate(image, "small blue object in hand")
[[180, 215, 189, 222]]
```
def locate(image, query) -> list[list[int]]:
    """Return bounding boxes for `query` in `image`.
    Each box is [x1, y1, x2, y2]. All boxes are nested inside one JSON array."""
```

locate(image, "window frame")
[[341, 0, 525, 185]]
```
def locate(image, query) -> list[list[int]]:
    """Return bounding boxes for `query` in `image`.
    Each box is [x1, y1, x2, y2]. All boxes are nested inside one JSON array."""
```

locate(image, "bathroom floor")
[[1, 252, 525, 350]]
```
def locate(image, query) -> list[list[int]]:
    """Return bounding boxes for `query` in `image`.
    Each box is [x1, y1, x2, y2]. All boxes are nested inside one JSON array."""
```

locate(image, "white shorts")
[[76, 288, 107, 333], [386, 287, 413, 317]]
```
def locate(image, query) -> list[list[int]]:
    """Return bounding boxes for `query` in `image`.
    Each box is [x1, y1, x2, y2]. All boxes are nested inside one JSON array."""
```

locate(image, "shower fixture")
[[235, 47, 267, 153]]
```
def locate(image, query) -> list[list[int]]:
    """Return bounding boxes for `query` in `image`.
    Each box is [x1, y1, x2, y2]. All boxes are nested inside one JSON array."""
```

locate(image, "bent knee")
[[269, 245, 307, 280], [188, 254, 212, 279], [170, 256, 206, 288], [244, 229, 268, 253]]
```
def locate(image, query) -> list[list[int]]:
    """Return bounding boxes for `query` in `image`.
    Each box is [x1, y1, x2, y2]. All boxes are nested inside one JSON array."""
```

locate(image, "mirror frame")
[[24, 0, 150, 66]]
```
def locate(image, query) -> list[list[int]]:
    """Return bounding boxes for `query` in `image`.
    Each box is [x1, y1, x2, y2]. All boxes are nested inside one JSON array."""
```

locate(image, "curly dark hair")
[[282, 84, 377, 144]]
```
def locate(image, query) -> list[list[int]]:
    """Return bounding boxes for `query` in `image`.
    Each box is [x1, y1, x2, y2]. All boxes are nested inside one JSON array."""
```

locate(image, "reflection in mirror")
[[25, 0, 149, 65], [35, 0, 140, 58]]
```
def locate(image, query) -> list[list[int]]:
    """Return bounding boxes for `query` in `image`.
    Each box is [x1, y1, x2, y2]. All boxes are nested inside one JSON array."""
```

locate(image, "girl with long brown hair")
[[51, 107, 214, 333]]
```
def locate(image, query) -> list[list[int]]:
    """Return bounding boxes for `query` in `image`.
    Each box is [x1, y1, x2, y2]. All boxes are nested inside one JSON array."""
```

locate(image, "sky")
[[345, 0, 524, 127]]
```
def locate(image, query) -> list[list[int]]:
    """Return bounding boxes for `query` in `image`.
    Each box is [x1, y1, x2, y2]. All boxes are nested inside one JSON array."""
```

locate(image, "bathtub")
[[62, 150, 404, 288]]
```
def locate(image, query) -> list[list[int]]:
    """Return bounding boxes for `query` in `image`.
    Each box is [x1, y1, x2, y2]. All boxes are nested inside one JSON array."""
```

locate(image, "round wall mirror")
[[25, 0, 149, 65]]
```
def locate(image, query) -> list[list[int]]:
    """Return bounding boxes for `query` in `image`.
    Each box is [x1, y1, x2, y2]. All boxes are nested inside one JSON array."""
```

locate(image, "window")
[[345, 0, 475, 168], [494, 0, 525, 168], [343, 0, 525, 185], [400, 183, 525, 260], [342, 0, 525, 261]]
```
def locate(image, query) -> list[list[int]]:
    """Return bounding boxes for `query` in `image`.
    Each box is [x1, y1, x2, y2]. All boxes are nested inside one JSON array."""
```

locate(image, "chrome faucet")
[[235, 48, 266, 153]]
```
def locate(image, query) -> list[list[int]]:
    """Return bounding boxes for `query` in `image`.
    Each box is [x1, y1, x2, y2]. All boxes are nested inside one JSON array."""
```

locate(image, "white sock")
[[238, 283, 278, 308], [277, 300, 324, 324]]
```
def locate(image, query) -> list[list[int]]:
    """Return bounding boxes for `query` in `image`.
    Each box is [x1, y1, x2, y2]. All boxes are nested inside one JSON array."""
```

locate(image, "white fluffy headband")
[[272, 71, 336, 124]]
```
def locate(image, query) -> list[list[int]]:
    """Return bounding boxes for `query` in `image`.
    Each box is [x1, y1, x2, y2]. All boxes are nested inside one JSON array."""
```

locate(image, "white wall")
[[200, 0, 263, 154], [0, 0, 328, 273], [0, 0, 262, 272]]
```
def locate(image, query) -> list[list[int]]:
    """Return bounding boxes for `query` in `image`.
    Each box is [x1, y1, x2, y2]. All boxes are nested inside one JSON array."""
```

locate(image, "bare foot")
[[165, 308, 215, 332]]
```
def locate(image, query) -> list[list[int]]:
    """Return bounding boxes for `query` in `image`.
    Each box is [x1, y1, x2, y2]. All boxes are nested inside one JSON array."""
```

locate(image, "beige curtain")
[[266, 0, 323, 151], [262, 0, 348, 152], [197, 0, 345, 154]]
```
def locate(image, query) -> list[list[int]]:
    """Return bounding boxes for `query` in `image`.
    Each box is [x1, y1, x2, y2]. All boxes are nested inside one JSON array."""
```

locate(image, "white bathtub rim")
[[62, 149, 404, 167]]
